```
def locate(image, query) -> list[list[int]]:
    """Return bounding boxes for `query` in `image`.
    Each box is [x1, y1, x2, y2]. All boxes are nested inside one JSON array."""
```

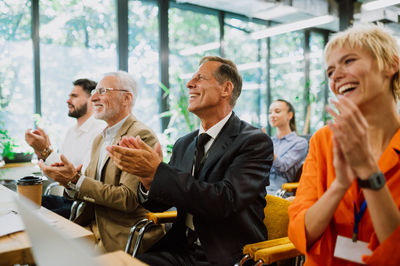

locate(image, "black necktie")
[[193, 133, 211, 178]]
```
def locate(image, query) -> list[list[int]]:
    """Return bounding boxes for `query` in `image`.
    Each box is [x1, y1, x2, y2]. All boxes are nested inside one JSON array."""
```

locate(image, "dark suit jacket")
[[141, 113, 273, 265]]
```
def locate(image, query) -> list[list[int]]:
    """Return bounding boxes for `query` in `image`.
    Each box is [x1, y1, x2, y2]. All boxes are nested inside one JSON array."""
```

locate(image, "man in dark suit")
[[107, 56, 273, 265]]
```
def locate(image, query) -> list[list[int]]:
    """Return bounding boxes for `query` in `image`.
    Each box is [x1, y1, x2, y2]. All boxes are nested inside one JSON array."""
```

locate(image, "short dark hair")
[[200, 56, 242, 107], [73, 79, 97, 96]]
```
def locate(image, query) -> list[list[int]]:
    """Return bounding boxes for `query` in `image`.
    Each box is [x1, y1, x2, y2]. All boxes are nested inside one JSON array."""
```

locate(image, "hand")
[[330, 133, 355, 191], [106, 136, 162, 190], [38, 154, 81, 187], [326, 96, 378, 179], [25, 127, 51, 155]]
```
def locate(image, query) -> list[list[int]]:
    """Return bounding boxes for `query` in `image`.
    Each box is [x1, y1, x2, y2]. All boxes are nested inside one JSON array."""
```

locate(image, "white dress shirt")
[[45, 115, 106, 172], [75, 115, 129, 190]]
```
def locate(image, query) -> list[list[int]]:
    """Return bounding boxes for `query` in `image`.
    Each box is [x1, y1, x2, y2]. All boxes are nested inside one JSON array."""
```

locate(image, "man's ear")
[[221, 81, 233, 98], [124, 92, 133, 106]]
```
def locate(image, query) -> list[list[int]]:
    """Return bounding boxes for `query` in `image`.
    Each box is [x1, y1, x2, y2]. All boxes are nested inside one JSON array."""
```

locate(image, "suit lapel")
[[178, 131, 198, 174], [198, 114, 240, 181], [99, 114, 136, 176]]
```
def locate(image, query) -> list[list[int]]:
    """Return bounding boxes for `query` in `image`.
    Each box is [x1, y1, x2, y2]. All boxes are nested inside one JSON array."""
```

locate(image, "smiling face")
[[186, 61, 231, 118], [269, 101, 292, 129], [326, 45, 394, 107], [91, 76, 126, 124], [66, 85, 90, 118]]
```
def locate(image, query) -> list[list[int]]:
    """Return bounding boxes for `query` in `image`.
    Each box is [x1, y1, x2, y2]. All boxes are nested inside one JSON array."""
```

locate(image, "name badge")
[[334, 235, 372, 264]]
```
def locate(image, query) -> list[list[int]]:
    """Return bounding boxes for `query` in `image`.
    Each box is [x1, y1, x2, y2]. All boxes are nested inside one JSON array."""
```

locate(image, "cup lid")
[[17, 176, 43, 185]]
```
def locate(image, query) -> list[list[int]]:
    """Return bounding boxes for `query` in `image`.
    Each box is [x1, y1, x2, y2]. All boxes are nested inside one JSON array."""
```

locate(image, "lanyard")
[[352, 200, 367, 242]]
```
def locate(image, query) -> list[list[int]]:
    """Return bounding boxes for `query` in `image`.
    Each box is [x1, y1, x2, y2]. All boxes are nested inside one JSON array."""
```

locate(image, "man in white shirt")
[[25, 79, 106, 218]]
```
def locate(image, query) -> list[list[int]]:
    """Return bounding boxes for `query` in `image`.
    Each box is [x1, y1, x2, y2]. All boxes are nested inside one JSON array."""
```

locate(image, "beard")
[[68, 103, 88, 118], [94, 104, 120, 122]]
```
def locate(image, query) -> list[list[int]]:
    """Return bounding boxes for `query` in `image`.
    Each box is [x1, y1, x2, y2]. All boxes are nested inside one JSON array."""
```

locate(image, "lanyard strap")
[[352, 200, 367, 242]]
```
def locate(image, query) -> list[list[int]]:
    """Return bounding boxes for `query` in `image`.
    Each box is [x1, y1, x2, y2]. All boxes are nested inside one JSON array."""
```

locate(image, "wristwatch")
[[67, 171, 81, 191], [357, 171, 386, 190], [40, 146, 53, 159]]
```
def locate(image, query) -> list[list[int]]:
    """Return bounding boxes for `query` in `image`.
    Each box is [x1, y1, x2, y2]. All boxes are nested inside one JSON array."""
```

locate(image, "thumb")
[[76, 164, 83, 173], [136, 136, 153, 152], [154, 142, 163, 161], [60, 154, 72, 167]]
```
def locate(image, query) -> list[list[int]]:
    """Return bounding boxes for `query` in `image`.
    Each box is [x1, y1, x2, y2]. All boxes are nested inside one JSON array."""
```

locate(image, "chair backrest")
[[43, 182, 64, 196], [263, 195, 291, 240]]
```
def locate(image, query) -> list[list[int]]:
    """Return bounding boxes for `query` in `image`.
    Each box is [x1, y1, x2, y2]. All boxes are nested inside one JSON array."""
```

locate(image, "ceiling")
[[176, 0, 400, 36]]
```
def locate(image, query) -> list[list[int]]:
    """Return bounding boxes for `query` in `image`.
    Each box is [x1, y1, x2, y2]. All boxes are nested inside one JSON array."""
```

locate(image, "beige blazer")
[[73, 114, 164, 253]]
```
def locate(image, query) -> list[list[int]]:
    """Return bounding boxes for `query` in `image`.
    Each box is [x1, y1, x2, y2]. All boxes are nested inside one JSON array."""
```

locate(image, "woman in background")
[[288, 24, 400, 265], [267, 99, 308, 195]]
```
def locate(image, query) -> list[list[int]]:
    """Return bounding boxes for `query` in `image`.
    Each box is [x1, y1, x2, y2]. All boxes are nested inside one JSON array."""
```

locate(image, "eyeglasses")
[[91, 87, 129, 95]]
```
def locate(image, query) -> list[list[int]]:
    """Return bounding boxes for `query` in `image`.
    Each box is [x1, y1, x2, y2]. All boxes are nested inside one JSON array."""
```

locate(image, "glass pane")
[[40, 0, 117, 148], [270, 31, 305, 135], [0, 0, 34, 154], [309, 31, 327, 134], [168, 7, 219, 139], [128, 0, 160, 133], [224, 17, 268, 128]]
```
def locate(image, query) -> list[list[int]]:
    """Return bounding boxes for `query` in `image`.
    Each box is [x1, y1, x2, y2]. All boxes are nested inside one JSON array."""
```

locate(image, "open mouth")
[[338, 83, 357, 95]]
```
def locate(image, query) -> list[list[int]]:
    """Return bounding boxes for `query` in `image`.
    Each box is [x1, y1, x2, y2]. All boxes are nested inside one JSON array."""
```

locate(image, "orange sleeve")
[[288, 131, 321, 254], [363, 224, 400, 265]]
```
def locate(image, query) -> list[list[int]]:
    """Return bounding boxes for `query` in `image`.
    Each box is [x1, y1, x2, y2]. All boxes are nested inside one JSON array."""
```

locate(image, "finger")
[[136, 136, 154, 152], [36, 127, 46, 136], [325, 105, 340, 122], [119, 137, 136, 149], [154, 142, 163, 161], [60, 154, 74, 169], [261, 127, 266, 134], [76, 164, 83, 173]]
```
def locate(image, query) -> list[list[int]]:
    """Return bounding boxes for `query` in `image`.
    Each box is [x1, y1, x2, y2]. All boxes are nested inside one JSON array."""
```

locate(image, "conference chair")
[[125, 210, 177, 256], [43, 181, 84, 221], [239, 195, 303, 266]]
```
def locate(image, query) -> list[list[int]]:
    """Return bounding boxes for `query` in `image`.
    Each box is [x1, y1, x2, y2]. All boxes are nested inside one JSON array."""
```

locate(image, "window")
[[270, 31, 305, 135], [309, 31, 328, 133], [224, 17, 268, 128], [167, 6, 220, 138], [128, 0, 160, 133], [0, 0, 34, 151], [39, 0, 117, 148]]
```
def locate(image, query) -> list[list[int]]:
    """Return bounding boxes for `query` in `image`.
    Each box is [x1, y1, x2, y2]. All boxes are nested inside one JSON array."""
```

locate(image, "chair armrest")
[[281, 182, 299, 193], [243, 237, 291, 257], [146, 211, 177, 224], [253, 242, 302, 265]]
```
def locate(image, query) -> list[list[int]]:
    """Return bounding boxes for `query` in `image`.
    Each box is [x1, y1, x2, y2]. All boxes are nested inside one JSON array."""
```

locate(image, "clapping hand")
[[106, 136, 162, 190], [38, 154, 81, 187]]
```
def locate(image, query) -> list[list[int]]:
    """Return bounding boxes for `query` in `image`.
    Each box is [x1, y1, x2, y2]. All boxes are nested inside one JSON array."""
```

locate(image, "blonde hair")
[[324, 24, 400, 100]]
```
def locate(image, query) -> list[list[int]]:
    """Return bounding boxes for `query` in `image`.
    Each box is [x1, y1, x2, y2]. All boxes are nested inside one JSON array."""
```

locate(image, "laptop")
[[13, 195, 100, 266]]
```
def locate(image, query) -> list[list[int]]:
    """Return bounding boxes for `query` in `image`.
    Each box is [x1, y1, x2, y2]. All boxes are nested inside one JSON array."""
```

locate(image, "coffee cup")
[[17, 176, 43, 208]]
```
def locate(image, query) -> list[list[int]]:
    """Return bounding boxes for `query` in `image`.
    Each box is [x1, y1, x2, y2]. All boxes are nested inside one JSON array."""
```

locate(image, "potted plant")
[[0, 122, 32, 164]]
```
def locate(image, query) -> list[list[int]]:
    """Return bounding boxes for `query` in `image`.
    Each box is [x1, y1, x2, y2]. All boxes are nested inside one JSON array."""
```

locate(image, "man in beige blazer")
[[39, 71, 164, 253]]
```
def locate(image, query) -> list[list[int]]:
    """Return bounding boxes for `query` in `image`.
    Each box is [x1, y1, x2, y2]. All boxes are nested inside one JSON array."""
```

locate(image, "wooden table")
[[0, 184, 94, 266], [96, 250, 148, 266]]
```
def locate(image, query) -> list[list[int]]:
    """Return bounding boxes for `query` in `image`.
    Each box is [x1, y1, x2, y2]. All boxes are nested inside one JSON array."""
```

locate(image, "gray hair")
[[103, 70, 138, 107]]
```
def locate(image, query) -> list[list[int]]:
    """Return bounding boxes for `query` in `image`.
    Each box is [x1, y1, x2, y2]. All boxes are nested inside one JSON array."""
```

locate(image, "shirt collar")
[[274, 131, 297, 141], [102, 115, 129, 139], [199, 111, 232, 140], [77, 115, 97, 133]]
